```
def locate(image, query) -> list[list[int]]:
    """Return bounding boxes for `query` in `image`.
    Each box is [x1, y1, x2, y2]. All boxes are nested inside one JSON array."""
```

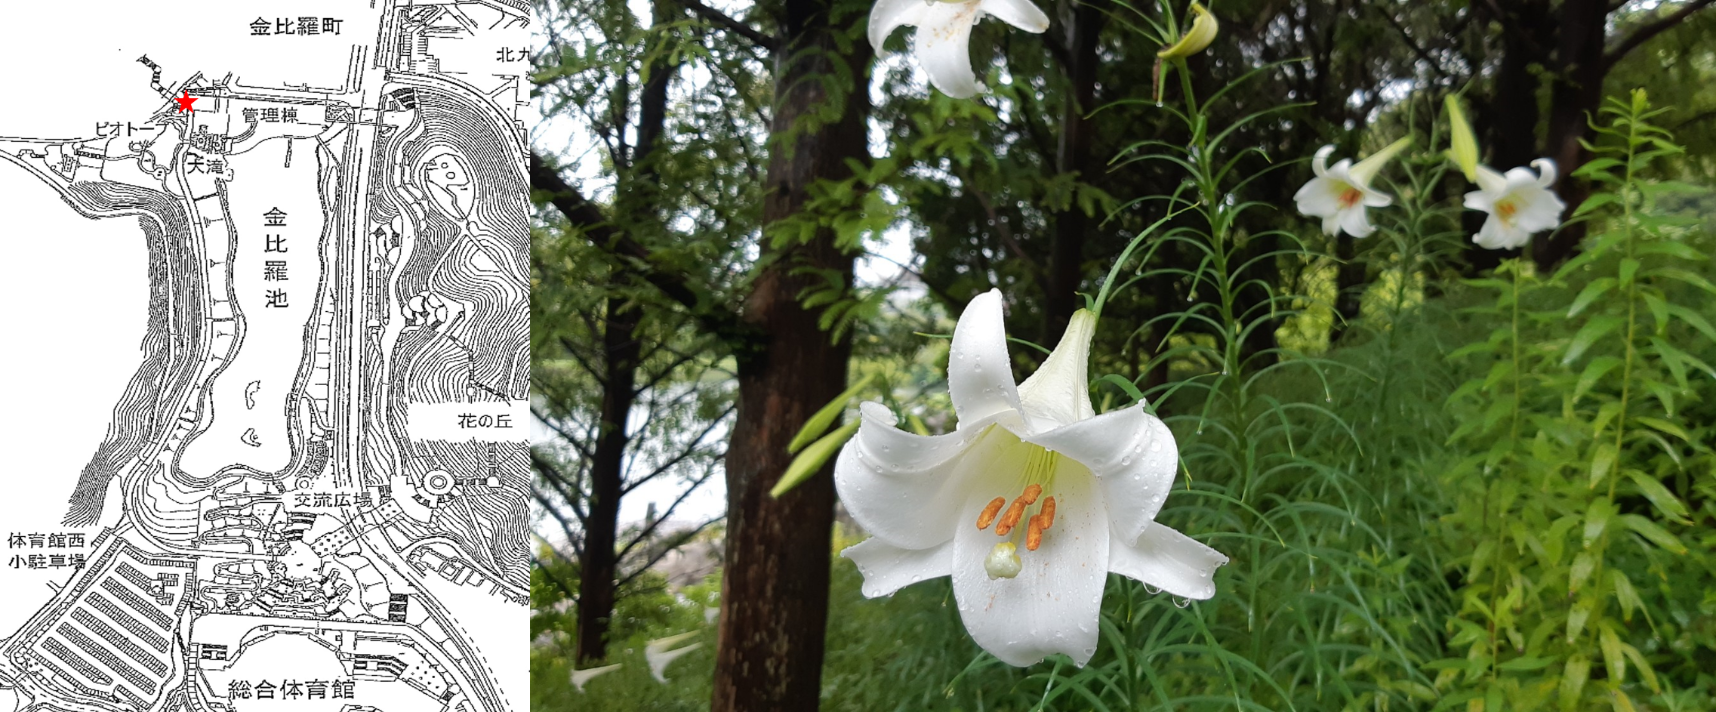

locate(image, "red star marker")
[[175, 90, 197, 113]]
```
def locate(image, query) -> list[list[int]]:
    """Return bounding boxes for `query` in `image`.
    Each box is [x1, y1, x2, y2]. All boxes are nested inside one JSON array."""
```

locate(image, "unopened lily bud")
[[1444, 95, 1479, 181], [1158, 3, 1218, 59]]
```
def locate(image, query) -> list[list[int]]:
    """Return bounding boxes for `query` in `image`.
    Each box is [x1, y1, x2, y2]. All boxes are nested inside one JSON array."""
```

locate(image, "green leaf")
[[787, 374, 874, 454], [1611, 570, 1643, 622], [1558, 655, 1589, 712], [1583, 498, 1611, 548], [1618, 258, 1640, 288], [772, 421, 859, 498], [1621, 643, 1661, 694], [1093, 373, 1147, 408], [1635, 240, 1704, 261], [1653, 336, 1716, 380], [1497, 656, 1555, 671], [1566, 278, 1615, 318], [1599, 624, 1625, 684], [1666, 304, 1716, 343], [1634, 415, 1690, 442], [1568, 599, 1594, 644], [1589, 442, 1617, 488], [1645, 267, 1716, 295], [1571, 158, 1624, 178], [1626, 471, 1690, 523], [1573, 356, 1622, 404], [1619, 513, 1687, 554], [1563, 316, 1623, 365], [1569, 552, 1596, 594]]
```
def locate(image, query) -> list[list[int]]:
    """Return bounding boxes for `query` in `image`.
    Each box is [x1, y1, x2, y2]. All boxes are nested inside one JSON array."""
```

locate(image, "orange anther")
[[975, 497, 1007, 529], [1020, 484, 1042, 505], [994, 498, 1028, 536], [1025, 517, 1044, 551], [1038, 497, 1056, 530]]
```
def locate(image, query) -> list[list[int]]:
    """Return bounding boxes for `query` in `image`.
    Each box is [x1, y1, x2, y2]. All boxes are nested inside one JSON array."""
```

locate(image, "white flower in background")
[[1464, 159, 1566, 249], [646, 643, 702, 684], [569, 663, 621, 693], [644, 631, 701, 683], [1294, 138, 1410, 238], [869, 0, 1050, 99], [835, 289, 1229, 668]]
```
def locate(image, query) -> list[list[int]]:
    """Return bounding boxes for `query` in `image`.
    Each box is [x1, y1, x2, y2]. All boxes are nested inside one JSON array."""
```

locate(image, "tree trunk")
[[1466, 0, 1548, 274], [1534, 0, 1607, 270], [709, 0, 871, 709], [575, 0, 678, 665], [1042, 0, 1108, 346], [576, 292, 641, 664]]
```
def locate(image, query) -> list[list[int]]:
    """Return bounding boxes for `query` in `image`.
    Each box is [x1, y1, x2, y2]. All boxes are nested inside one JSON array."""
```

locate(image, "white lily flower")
[[645, 630, 699, 653], [569, 663, 621, 693], [646, 642, 702, 683], [1293, 140, 1408, 238], [1463, 159, 1566, 250], [869, 0, 1050, 99], [835, 289, 1229, 667]]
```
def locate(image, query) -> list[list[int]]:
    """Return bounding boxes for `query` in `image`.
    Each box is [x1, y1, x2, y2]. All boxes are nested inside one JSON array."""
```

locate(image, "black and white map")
[[0, 4, 531, 712]]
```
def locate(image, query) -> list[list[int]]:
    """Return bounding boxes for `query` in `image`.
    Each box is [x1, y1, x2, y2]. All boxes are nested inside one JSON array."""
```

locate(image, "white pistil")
[[984, 542, 1022, 579]]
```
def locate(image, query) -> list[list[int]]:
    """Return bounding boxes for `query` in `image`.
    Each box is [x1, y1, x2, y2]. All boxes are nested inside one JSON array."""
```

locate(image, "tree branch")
[[530, 153, 763, 362], [1604, 0, 1716, 67], [682, 0, 779, 52]]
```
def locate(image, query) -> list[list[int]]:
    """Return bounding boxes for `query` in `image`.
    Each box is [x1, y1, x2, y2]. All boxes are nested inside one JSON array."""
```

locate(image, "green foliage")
[[1435, 91, 1716, 711]]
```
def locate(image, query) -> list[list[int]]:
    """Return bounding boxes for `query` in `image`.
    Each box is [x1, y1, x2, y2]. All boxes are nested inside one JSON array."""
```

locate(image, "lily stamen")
[[1038, 496, 1056, 529], [1025, 516, 1044, 551], [975, 497, 1007, 529], [995, 498, 1028, 535]]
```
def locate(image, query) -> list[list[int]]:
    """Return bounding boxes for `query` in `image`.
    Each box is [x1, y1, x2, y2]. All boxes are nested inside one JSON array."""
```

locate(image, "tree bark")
[[709, 0, 871, 708], [576, 291, 640, 664], [1534, 0, 1608, 270], [1466, 0, 1548, 274], [574, 0, 678, 665], [1042, 0, 1109, 346]]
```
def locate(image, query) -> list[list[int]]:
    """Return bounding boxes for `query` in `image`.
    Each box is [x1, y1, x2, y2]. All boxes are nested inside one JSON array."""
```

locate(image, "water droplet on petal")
[[1144, 584, 1160, 595], [1174, 597, 1191, 608]]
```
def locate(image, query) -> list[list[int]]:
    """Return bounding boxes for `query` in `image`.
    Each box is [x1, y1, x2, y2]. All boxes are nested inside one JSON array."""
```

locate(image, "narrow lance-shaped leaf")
[[787, 374, 875, 454], [772, 421, 860, 498]]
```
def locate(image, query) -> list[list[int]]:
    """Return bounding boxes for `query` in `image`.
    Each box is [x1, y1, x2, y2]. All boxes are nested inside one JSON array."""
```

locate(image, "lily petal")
[[1022, 403, 1176, 547], [646, 642, 702, 683], [1310, 145, 1333, 176], [843, 536, 956, 597], [1360, 185, 1393, 208], [869, 0, 928, 52], [1473, 164, 1508, 195], [1516, 188, 1566, 234], [948, 289, 1024, 426], [1471, 214, 1523, 250], [1016, 309, 1097, 430], [1338, 203, 1376, 238], [570, 663, 622, 693], [834, 402, 999, 549], [1531, 158, 1558, 188], [951, 449, 1108, 667], [1107, 520, 1228, 600], [978, 0, 1050, 33], [914, 1, 985, 99]]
